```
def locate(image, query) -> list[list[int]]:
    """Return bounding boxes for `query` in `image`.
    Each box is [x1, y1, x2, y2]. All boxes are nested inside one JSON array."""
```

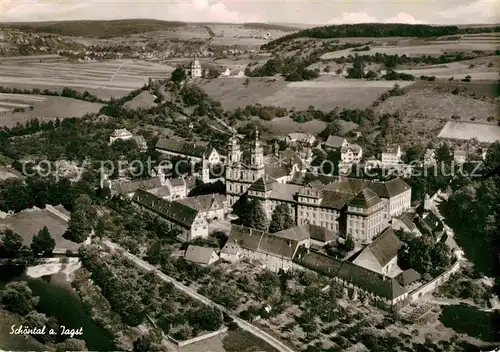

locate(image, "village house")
[[176, 193, 228, 222], [220, 225, 302, 272], [352, 227, 403, 276], [183, 245, 219, 266], [381, 145, 402, 167], [341, 143, 363, 165], [453, 149, 467, 164], [285, 132, 316, 146], [391, 213, 422, 237], [109, 128, 147, 151], [132, 189, 208, 241], [155, 138, 222, 165], [323, 135, 348, 151], [424, 149, 437, 165]]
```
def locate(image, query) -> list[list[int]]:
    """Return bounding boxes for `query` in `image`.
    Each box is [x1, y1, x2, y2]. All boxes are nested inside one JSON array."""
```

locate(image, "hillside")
[[262, 23, 500, 50], [0, 19, 187, 38]]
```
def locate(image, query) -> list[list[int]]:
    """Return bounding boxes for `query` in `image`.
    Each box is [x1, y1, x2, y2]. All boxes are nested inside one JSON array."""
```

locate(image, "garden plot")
[[321, 42, 499, 59], [438, 121, 500, 143], [0, 95, 103, 128], [259, 79, 414, 111]]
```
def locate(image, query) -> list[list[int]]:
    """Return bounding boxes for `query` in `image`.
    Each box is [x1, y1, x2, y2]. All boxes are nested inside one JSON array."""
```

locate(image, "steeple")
[[228, 133, 241, 164], [251, 128, 264, 170]]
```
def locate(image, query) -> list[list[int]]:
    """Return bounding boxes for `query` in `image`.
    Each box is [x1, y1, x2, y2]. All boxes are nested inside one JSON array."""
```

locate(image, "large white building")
[[225, 132, 412, 243], [381, 145, 402, 167]]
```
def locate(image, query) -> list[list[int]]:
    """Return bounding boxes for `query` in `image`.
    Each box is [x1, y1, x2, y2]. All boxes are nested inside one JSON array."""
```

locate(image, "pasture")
[[201, 76, 415, 111], [0, 93, 103, 128], [396, 60, 499, 81], [0, 59, 175, 100], [438, 121, 500, 143], [374, 88, 497, 121], [321, 42, 499, 59]]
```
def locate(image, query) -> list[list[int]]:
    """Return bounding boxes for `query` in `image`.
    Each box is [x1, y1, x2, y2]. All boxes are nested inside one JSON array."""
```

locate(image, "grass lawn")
[[222, 329, 279, 352], [0, 309, 48, 351]]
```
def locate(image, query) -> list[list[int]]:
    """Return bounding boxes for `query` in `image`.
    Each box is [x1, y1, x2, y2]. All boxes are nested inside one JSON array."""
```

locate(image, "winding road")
[[102, 240, 296, 352]]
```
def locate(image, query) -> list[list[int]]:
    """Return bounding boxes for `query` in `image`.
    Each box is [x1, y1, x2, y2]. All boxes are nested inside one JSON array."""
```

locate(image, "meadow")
[[0, 94, 103, 127], [0, 58, 175, 100], [438, 121, 500, 143]]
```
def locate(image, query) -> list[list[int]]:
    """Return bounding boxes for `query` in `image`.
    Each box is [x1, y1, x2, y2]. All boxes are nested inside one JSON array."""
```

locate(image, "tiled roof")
[[385, 145, 400, 154], [396, 268, 421, 286], [269, 182, 302, 202], [224, 225, 300, 259], [155, 138, 210, 158], [294, 248, 406, 300], [341, 143, 362, 154], [308, 224, 338, 242], [113, 177, 163, 195], [399, 213, 417, 231], [368, 178, 411, 198], [249, 175, 275, 193], [363, 227, 403, 267], [421, 211, 442, 231], [147, 186, 172, 198], [133, 135, 147, 147], [348, 188, 381, 209], [273, 225, 311, 241], [184, 245, 218, 265], [320, 190, 355, 209], [168, 177, 186, 188], [132, 189, 199, 228], [177, 194, 225, 212], [324, 135, 346, 149]]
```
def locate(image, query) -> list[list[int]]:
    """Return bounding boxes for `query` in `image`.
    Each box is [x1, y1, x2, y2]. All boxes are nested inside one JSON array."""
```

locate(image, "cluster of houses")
[[186, 57, 245, 79]]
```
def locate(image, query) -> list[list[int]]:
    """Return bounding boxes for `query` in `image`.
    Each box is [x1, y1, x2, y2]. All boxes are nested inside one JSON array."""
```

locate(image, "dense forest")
[[262, 23, 500, 49]]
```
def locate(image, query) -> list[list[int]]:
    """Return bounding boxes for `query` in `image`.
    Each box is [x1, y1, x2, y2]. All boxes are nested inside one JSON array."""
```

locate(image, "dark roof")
[[132, 189, 199, 228], [348, 188, 382, 209], [177, 194, 225, 212], [324, 135, 346, 148], [168, 177, 186, 188], [320, 190, 355, 210], [113, 177, 163, 195], [364, 228, 403, 267], [308, 224, 338, 242], [273, 225, 311, 241], [369, 178, 411, 199], [399, 213, 417, 231], [294, 248, 406, 300], [224, 225, 300, 259], [249, 175, 275, 192], [184, 245, 218, 265], [422, 211, 443, 231], [396, 269, 422, 286], [155, 138, 209, 158]]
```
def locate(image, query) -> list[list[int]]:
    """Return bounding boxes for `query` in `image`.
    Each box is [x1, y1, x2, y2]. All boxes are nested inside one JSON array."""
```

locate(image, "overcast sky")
[[1, 0, 498, 25]]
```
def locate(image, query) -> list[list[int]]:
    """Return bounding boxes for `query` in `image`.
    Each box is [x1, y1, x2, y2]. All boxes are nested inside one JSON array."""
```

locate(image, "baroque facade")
[[225, 132, 412, 243]]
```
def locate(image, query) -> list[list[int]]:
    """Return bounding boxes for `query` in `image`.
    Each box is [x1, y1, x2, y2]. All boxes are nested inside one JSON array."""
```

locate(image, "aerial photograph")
[[0, 0, 499, 351]]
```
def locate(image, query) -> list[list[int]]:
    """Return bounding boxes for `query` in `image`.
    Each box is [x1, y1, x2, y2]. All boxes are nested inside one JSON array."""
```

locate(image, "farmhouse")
[[381, 145, 402, 167], [352, 227, 403, 276], [184, 245, 219, 266], [453, 149, 467, 164], [391, 213, 422, 237], [285, 132, 316, 146], [109, 128, 147, 151], [155, 138, 221, 165], [324, 135, 348, 151], [341, 143, 363, 165], [132, 189, 208, 241]]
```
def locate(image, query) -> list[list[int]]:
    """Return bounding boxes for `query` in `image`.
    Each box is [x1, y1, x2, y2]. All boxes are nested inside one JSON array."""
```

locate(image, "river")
[[0, 263, 115, 351]]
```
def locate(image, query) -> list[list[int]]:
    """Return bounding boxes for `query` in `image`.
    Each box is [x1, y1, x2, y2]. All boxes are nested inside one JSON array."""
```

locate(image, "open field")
[[0, 59, 175, 100], [396, 60, 500, 81], [438, 121, 500, 143], [0, 94, 103, 128], [0, 208, 80, 252], [407, 80, 499, 99], [259, 79, 415, 110], [321, 42, 499, 59], [201, 76, 415, 111], [251, 116, 327, 136], [375, 88, 497, 121]]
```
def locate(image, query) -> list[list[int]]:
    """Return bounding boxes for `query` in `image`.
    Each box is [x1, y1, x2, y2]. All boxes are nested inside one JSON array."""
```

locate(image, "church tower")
[[191, 56, 202, 78], [250, 129, 264, 170], [226, 134, 242, 206]]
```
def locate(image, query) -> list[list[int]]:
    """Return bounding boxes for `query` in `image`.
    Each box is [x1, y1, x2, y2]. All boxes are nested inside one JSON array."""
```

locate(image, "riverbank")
[[0, 309, 48, 351], [72, 267, 138, 350], [26, 257, 81, 280]]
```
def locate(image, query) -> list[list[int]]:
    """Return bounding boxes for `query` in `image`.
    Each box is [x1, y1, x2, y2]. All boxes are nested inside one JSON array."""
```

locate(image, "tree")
[[269, 204, 295, 233], [344, 234, 355, 251], [347, 56, 365, 79], [171, 67, 187, 84], [239, 199, 269, 231], [0, 228, 23, 258], [133, 333, 164, 352], [31, 226, 55, 257], [319, 120, 343, 139], [187, 306, 223, 331], [435, 143, 453, 164], [55, 338, 87, 352], [0, 281, 39, 315], [66, 209, 91, 243], [404, 145, 424, 164]]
